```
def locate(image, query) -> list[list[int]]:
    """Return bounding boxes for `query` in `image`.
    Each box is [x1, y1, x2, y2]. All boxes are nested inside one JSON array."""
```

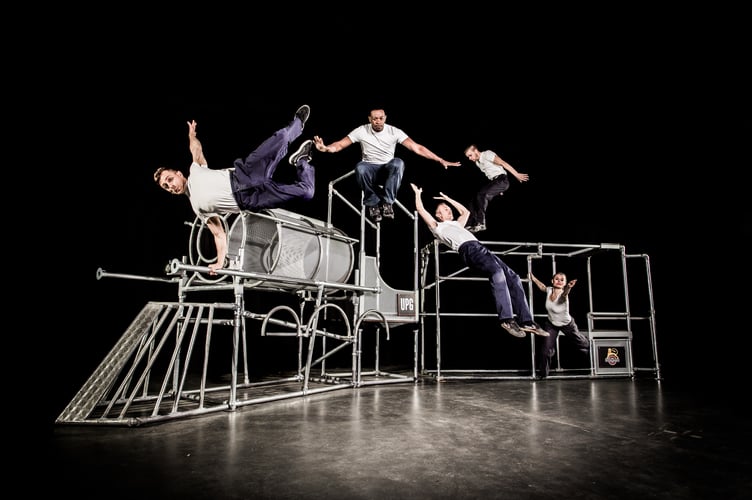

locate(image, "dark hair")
[[435, 201, 454, 215], [153, 167, 169, 184]]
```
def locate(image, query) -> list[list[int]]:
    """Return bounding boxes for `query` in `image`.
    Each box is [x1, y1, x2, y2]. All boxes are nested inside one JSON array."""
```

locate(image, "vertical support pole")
[[229, 276, 244, 410], [526, 253, 537, 376], [433, 240, 442, 380], [619, 245, 632, 335], [354, 324, 361, 386], [413, 327, 419, 381], [374, 326, 381, 373], [642, 254, 661, 380]]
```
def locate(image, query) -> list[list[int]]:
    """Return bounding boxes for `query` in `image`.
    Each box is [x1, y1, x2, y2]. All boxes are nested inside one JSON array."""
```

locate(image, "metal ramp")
[[56, 302, 246, 426], [56, 303, 165, 425], [55, 299, 363, 427]]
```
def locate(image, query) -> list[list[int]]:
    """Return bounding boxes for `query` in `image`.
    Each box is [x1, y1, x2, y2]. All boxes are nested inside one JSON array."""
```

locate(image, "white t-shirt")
[[347, 124, 409, 164], [545, 286, 573, 327], [186, 162, 240, 223], [475, 150, 506, 180], [431, 220, 476, 252]]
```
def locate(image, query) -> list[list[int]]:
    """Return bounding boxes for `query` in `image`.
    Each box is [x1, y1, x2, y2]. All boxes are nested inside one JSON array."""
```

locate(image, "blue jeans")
[[354, 158, 405, 207], [230, 115, 314, 211], [457, 240, 533, 324]]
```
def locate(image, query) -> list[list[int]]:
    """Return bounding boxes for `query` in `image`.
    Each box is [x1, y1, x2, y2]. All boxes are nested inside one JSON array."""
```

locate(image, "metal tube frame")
[[419, 239, 660, 381]]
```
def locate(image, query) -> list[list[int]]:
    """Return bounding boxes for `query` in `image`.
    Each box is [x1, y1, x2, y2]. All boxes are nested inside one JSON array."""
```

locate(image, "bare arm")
[[187, 120, 207, 166], [401, 137, 461, 170], [313, 135, 353, 153], [205, 216, 228, 275], [529, 272, 547, 292], [433, 191, 471, 227], [410, 183, 438, 230], [493, 153, 528, 183], [559, 279, 577, 302]]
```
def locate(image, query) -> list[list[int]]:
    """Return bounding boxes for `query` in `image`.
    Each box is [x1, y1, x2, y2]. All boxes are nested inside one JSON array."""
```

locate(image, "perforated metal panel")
[[227, 209, 354, 286]]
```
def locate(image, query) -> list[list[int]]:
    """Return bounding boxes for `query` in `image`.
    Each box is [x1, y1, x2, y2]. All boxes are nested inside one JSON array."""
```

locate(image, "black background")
[[23, 8, 746, 425]]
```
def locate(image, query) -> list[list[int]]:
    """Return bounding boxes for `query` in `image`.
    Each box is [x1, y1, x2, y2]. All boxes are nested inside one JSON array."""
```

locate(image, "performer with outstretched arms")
[[313, 108, 461, 223], [154, 105, 316, 274], [410, 182, 548, 338]]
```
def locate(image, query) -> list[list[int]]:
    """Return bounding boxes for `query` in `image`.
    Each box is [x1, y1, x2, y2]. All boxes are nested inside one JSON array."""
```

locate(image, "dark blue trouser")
[[458, 240, 533, 324], [468, 175, 509, 227], [230, 116, 314, 210], [536, 319, 590, 377], [354, 158, 405, 207]]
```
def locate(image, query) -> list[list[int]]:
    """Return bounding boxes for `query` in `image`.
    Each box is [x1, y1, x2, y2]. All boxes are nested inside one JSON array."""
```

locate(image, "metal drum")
[[227, 208, 355, 289]]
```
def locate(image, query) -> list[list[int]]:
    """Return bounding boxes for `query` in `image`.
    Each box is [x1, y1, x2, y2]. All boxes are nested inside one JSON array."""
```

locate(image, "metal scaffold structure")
[[57, 172, 421, 427], [57, 164, 660, 428], [418, 239, 660, 381]]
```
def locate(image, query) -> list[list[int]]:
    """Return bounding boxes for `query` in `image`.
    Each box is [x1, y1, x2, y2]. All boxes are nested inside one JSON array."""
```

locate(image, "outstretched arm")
[[205, 216, 228, 275], [410, 183, 438, 230], [493, 153, 528, 183], [559, 279, 577, 303], [313, 135, 353, 153], [401, 137, 461, 170], [433, 191, 471, 227], [187, 120, 207, 166], [529, 272, 547, 292]]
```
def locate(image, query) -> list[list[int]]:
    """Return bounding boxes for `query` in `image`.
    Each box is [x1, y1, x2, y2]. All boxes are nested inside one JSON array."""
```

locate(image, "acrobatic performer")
[[154, 105, 316, 274], [410, 183, 548, 338]]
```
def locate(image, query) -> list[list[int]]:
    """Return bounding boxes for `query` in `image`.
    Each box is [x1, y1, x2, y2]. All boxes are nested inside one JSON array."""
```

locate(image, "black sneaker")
[[380, 203, 395, 219], [500, 320, 526, 338], [289, 139, 313, 166], [367, 205, 382, 223], [521, 321, 550, 337], [467, 223, 486, 233], [295, 105, 311, 128]]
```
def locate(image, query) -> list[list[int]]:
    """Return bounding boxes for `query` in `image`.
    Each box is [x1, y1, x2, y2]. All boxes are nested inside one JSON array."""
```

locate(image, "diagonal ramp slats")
[[55, 303, 164, 424]]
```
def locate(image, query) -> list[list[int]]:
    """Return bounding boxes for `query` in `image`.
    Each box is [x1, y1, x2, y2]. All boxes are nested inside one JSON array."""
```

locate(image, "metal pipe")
[[167, 259, 379, 294], [97, 268, 177, 284]]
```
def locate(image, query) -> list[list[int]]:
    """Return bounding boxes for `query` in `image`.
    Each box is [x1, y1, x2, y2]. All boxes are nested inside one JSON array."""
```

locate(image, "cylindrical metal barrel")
[[227, 209, 355, 288]]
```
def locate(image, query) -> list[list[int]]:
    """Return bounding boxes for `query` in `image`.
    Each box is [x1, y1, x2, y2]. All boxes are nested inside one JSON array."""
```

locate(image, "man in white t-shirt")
[[462, 144, 530, 233], [154, 105, 315, 274], [410, 182, 549, 339], [313, 108, 460, 223]]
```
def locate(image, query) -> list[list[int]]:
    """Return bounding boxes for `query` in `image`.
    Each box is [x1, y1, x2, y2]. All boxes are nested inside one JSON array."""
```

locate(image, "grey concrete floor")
[[45, 377, 749, 500]]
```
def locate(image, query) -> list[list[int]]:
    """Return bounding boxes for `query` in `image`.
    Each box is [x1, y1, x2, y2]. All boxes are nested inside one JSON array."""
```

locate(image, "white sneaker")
[[500, 320, 526, 338], [521, 322, 550, 336], [289, 139, 313, 166]]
